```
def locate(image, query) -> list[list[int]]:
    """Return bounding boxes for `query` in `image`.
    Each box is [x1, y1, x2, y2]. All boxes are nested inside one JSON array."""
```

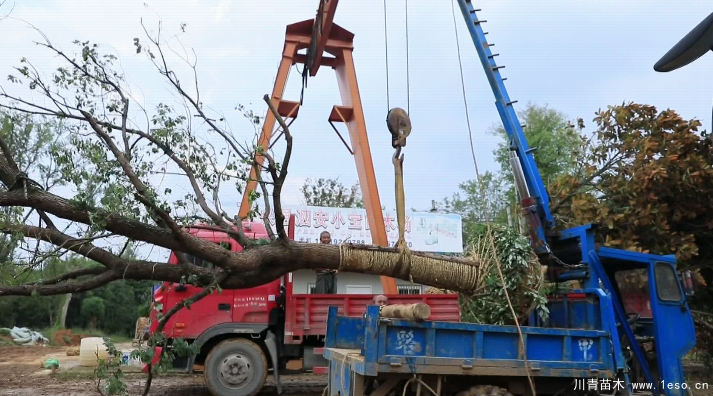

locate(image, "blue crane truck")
[[321, 1, 700, 395]]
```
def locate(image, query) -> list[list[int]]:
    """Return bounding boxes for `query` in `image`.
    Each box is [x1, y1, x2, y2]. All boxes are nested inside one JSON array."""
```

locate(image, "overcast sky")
[[1, 0, 712, 261]]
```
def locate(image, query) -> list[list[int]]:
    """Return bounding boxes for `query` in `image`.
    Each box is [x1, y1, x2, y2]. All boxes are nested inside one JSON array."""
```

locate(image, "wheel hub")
[[219, 354, 253, 388]]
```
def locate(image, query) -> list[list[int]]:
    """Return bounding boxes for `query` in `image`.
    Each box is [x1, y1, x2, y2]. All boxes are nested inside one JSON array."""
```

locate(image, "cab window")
[[654, 262, 682, 302], [182, 241, 232, 269], [614, 268, 652, 318]]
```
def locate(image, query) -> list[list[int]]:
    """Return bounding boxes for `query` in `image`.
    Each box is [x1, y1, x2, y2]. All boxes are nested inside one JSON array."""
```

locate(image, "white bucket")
[[79, 337, 109, 367]]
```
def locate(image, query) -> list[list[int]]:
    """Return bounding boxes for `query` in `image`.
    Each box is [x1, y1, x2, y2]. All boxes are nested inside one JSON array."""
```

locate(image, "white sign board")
[[262, 205, 463, 253]]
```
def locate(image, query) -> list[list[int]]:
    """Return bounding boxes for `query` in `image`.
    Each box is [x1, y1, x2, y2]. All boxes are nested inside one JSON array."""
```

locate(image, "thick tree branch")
[[0, 188, 182, 251], [0, 239, 485, 297], [261, 94, 292, 241], [257, 170, 276, 240], [0, 188, 246, 271], [82, 110, 174, 229], [262, 94, 293, 186], [0, 270, 118, 296], [1, 224, 122, 269]]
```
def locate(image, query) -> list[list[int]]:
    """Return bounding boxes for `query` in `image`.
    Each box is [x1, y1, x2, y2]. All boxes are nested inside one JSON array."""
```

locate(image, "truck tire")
[[204, 338, 268, 396]]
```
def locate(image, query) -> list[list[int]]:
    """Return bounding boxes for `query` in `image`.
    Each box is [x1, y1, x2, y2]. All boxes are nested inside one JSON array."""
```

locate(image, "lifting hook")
[[386, 107, 412, 151], [386, 107, 413, 281]]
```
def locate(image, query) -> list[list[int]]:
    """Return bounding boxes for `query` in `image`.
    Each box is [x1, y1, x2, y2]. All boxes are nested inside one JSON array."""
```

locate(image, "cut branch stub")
[[380, 303, 431, 321]]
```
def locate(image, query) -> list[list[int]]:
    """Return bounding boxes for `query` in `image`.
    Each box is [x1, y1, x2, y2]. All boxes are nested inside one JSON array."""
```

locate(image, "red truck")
[[147, 218, 461, 396]]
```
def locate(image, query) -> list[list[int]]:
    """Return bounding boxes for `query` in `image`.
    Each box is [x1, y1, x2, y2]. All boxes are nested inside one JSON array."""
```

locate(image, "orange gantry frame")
[[237, 0, 398, 294]]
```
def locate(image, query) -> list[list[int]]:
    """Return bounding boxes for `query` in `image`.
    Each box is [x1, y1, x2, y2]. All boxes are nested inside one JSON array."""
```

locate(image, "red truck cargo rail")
[[283, 293, 461, 344]]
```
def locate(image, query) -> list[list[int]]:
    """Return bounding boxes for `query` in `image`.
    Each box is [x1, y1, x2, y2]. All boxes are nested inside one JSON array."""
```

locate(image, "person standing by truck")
[[315, 231, 337, 294], [372, 294, 388, 307]]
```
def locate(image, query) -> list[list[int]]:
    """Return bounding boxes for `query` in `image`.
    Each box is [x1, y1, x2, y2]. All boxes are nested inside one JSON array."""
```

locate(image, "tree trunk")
[[59, 293, 71, 328], [48, 305, 55, 328]]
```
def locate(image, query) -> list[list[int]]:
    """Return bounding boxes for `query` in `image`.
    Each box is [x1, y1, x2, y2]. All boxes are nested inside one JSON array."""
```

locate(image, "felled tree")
[[0, 23, 492, 300]]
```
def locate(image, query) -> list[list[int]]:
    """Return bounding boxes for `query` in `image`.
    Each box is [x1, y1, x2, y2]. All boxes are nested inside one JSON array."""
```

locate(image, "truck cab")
[[543, 224, 697, 395]]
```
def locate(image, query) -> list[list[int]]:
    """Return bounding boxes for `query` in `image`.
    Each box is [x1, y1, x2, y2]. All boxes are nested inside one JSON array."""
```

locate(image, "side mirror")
[[175, 284, 187, 292], [679, 270, 695, 297]]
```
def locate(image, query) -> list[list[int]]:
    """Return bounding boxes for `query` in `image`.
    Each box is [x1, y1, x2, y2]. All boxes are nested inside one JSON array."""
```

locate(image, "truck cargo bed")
[[323, 292, 618, 379]]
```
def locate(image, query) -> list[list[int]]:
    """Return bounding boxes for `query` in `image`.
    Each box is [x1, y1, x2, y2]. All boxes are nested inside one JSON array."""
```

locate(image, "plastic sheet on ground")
[[0, 326, 50, 346]]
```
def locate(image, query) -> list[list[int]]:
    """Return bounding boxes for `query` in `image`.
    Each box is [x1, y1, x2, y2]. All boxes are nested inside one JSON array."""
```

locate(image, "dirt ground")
[[0, 344, 711, 396], [0, 343, 326, 396]]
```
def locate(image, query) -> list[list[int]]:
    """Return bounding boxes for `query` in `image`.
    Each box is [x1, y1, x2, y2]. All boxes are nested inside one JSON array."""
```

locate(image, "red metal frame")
[[282, 293, 462, 344], [239, 0, 398, 294]]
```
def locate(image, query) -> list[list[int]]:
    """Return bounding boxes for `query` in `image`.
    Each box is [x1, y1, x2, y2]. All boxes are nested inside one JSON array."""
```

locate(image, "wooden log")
[[380, 303, 431, 321]]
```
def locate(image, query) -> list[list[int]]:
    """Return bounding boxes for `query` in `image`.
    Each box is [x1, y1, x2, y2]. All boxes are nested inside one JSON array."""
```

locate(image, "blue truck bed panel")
[[323, 292, 618, 379]]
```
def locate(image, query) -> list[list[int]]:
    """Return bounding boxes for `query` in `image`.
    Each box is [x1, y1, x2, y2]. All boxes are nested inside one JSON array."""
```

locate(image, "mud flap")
[[265, 331, 282, 394]]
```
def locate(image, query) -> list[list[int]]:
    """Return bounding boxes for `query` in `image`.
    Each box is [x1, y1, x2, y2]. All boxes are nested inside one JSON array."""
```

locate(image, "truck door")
[[648, 260, 696, 394], [167, 242, 235, 339]]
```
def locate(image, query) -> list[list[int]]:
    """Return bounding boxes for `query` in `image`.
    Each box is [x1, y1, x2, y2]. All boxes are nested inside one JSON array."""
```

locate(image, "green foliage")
[[0, 253, 153, 336], [492, 103, 586, 191], [0, 292, 64, 329], [66, 278, 154, 336], [460, 226, 548, 326], [94, 338, 129, 395], [439, 104, 585, 243], [301, 177, 364, 208], [0, 257, 69, 329], [550, 103, 713, 262], [81, 296, 105, 328], [0, 110, 65, 266], [4, 39, 269, 230]]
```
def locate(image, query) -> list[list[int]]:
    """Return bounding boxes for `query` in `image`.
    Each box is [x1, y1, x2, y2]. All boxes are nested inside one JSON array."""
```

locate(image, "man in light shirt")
[[314, 231, 337, 294]]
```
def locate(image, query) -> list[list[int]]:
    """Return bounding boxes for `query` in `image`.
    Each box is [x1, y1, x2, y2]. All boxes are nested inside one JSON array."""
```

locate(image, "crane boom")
[[455, 0, 555, 256]]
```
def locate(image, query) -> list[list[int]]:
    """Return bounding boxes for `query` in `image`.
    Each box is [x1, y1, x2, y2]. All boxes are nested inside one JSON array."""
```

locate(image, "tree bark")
[[0, 240, 485, 297]]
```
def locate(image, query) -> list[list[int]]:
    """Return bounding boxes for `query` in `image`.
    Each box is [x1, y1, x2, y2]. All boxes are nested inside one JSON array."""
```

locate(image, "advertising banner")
[[262, 205, 463, 253]]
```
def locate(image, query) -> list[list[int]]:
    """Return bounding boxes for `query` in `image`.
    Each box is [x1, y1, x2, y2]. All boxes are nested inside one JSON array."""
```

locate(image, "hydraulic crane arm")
[[455, 0, 554, 255]]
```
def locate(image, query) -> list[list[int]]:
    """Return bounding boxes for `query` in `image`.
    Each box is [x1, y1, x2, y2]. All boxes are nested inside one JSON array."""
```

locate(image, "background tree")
[[440, 104, 585, 243], [0, 111, 64, 270], [80, 296, 105, 330], [300, 177, 364, 208], [491, 103, 586, 204], [549, 102, 713, 366], [493, 103, 586, 184], [550, 103, 713, 265]]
